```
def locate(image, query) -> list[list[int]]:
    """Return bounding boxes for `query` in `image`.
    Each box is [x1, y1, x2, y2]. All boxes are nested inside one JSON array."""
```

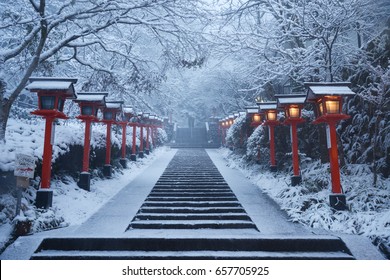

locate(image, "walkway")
[[0, 149, 384, 259]]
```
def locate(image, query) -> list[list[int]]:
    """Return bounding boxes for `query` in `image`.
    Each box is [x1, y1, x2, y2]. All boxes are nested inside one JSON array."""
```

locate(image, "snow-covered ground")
[[0, 117, 167, 253], [218, 148, 390, 256]]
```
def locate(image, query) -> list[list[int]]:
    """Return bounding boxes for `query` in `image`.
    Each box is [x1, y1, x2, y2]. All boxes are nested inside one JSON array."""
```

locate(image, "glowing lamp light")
[[266, 110, 277, 121], [287, 106, 301, 119], [252, 113, 261, 123]]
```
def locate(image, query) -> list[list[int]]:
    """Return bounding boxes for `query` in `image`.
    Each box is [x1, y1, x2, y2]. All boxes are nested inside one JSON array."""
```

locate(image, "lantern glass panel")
[[81, 106, 93, 116], [103, 111, 113, 120], [40, 96, 56, 110], [266, 111, 277, 121], [288, 106, 300, 118], [57, 98, 65, 112], [253, 114, 261, 123], [325, 100, 340, 114]]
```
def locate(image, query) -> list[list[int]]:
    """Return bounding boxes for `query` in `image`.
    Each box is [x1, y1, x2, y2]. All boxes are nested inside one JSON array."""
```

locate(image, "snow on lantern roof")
[[27, 77, 78, 99], [123, 106, 134, 114], [75, 92, 108, 103], [105, 101, 123, 110], [245, 106, 259, 114], [259, 102, 277, 111], [275, 94, 307, 107], [304, 82, 355, 101]]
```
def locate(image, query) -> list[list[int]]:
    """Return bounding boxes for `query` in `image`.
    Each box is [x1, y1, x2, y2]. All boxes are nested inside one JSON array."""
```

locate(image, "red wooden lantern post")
[[276, 94, 307, 186], [118, 106, 135, 167], [73, 92, 107, 191], [259, 102, 279, 172], [144, 114, 151, 155], [101, 101, 123, 178], [137, 113, 145, 158], [26, 77, 78, 208], [305, 82, 355, 210]]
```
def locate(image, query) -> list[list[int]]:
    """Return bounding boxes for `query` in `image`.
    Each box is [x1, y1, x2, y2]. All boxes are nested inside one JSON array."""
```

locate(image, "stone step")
[[141, 201, 241, 207], [129, 220, 258, 229], [133, 213, 252, 221], [155, 181, 228, 185], [30, 236, 355, 260], [145, 197, 238, 202], [151, 188, 232, 192], [139, 207, 246, 213], [147, 192, 235, 197]]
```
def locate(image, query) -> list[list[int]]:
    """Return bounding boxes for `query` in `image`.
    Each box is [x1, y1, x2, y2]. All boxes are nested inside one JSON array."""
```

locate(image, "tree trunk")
[[0, 99, 11, 143]]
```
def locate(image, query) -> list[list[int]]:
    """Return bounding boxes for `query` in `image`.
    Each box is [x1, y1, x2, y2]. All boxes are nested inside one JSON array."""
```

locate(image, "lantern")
[[259, 102, 279, 172], [275, 94, 306, 121], [305, 82, 355, 210], [101, 101, 123, 177], [276, 94, 307, 186], [73, 92, 108, 191], [26, 77, 78, 209]]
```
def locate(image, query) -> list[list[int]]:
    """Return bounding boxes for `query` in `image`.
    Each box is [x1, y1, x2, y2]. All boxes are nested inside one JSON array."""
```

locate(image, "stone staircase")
[[128, 149, 258, 230], [28, 149, 356, 260]]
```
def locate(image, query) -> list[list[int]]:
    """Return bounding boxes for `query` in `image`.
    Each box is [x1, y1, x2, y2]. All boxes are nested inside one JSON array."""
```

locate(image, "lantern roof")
[[123, 106, 134, 114], [259, 102, 277, 111], [74, 92, 107, 105], [245, 106, 259, 114], [105, 101, 123, 110], [26, 77, 78, 98], [275, 94, 307, 108], [304, 82, 355, 101]]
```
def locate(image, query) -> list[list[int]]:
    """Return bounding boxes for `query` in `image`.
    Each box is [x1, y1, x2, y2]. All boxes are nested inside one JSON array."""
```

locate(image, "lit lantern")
[[101, 101, 123, 177], [73, 92, 108, 191], [26, 77, 78, 209], [246, 106, 262, 127], [259, 102, 279, 172], [276, 94, 307, 186], [305, 82, 355, 210]]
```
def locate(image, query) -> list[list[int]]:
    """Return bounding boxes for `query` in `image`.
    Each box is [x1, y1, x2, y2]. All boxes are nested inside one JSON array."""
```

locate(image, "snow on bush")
[[225, 115, 248, 151], [220, 148, 390, 252], [246, 124, 269, 164]]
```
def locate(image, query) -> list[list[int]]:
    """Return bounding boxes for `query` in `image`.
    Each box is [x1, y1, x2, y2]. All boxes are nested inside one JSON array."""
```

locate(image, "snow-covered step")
[[30, 236, 356, 260], [152, 188, 231, 192], [145, 196, 238, 201], [133, 213, 252, 221], [31, 250, 354, 260], [142, 202, 241, 207], [148, 192, 235, 197], [129, 220, 258, 229], [139, 207, 246, 214]]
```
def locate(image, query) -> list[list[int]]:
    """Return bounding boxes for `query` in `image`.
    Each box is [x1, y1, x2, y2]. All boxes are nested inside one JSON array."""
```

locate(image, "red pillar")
[[291, 122, 300, 177], [269, 125, 276, 168], [139, 126, 144, 151], [132, 124, 137, 155], [328, 122, 342, 194], [41, 117, 54, 189], [151, 126, 156, 147], [82, 119, 92, 172], [146, 126, 150, 150], [121, 123, 127, 159], [105, 122, 112, 165]]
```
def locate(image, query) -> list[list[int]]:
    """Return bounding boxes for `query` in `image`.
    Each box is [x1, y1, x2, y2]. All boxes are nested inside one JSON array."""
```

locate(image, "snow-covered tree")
[[0, 0, 210, 142]]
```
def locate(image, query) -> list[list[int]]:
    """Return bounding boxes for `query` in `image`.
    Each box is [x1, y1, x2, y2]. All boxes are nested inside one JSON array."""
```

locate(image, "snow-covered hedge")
[[221, 148, 390, 257]]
